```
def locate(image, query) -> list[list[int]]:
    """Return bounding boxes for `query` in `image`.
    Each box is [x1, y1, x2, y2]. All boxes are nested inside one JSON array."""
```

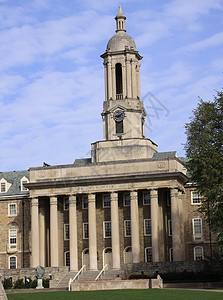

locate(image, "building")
[[0, 7, 215, 273]]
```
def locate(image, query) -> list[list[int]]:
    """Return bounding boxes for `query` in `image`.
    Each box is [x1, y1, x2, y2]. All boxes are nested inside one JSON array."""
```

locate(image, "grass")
[[7, 289, 223, 300]]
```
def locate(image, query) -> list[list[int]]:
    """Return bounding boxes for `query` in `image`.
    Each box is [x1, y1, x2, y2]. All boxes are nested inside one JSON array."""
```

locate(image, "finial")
[[115, 6, 126, 32]]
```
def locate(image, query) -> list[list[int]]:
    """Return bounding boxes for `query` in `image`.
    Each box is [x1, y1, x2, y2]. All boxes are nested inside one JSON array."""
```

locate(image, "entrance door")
[[124, 247, 132, 264], [104, 248, 112, 269], [82, 248, 89, 270]]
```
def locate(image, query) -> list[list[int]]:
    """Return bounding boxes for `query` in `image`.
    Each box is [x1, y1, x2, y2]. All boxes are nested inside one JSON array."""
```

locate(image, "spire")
[[115, 6, 126, 32]]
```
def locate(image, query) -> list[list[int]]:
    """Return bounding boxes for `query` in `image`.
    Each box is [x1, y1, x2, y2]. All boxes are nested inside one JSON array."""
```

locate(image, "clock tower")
[[101, 6, 146, 140], [91, 6, 157, 163]]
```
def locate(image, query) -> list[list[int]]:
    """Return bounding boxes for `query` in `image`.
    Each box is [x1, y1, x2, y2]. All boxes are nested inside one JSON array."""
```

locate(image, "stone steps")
[[56, 271, 77, 289]]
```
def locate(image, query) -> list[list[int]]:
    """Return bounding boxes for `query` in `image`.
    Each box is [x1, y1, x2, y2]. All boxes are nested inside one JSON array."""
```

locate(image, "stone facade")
[[0, 6, 219, 279]]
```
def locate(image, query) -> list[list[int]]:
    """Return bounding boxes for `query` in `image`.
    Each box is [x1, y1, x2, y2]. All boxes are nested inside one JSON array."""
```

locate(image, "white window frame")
[[194, 246, 204, 261], [168, 219, 172, 236], [9, 256, 17, 269], [103, 194, 111, 208], [82, 195, 88, 209], [8, 203, 17, 217], [9, 229, 17, 250], [83, 223, 89, 239], [20, 176, 29, 191], [123, 193, 130, 207], [192, 218, 202, 240], [124, 220, 131, 237], [63, 196, 69, 211], [145, 247, 152, 263], [64, 251, 70, 267], [143, 192, 151, 205], [0, 178, 11, 193], [191, 191, 201, 205], [103, 221, 111, 238], [64, 224, 69, 240], [144, 219, 151, 236]]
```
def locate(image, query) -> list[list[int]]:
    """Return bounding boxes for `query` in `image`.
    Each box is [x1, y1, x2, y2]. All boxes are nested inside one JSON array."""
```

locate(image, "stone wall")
[[124, 261, 223, 277]]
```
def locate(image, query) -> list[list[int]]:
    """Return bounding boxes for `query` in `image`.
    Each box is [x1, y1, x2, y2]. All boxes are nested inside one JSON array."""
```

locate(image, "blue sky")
[[0, 0, 223, 172]]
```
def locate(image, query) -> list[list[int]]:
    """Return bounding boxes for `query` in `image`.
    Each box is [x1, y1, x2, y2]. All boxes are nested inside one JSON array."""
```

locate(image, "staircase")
[[96, 269, 125, 281], [56, 271, 78, 289], [76, 270, 99, 282]]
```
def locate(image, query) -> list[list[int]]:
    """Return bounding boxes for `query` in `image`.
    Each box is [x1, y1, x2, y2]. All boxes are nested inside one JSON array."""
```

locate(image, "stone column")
[[150, 189, 159, 262], [111, 192, 120, 269], [131, 61, 137, 99], [170, 188, 182, 261], [112, 66, 116, 100], [122, 62, 127, 99], [50, 196, 59, 267], [136, 63, 141, 100], [39, 202, 46, 267], [104, 63, 108, 101], [126, 59, 131, 98], [69, 195, 78, 271], [31, 197, 39, 267], [130, 191, 140, 263], [88, 193, 97, 270], [107, 58, 112, 100]]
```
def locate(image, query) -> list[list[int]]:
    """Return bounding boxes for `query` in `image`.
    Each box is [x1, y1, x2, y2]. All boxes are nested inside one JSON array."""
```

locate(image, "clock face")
[[113, 110, 124, 122]]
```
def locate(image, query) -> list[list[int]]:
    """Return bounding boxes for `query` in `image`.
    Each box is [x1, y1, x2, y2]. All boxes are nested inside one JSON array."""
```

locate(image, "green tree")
[[185, 90, 223, 251]]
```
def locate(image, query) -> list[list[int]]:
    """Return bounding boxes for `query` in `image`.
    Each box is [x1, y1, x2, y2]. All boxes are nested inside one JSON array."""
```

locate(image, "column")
[[150, 189, 159, 262], [122, 61, 126, 99], [137, 63, 141, 99], [88, 193, 97, 270], [130, 191, 140, 263], [111, 192, 120, 269], [107, 58, 112, 100], [69, 195, 78, 271], [39, 202, 46, 267], [126, 59, 131, 98], [31, 197, 39, 267], [50, 196, 59, 267], [131, 60, 137, 99], [178, 191, 185, 260], [112, 66, 116, 100], [170, 188, 181, 261], [104, 63, 108, 101]]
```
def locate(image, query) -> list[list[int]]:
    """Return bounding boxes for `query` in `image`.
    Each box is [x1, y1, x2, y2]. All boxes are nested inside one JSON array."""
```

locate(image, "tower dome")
[[106, 6, 136, 52]]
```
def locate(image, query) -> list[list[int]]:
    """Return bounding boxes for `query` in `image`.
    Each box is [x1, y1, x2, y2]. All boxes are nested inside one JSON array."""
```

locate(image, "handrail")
[[68, 265, 86, 291], [95, 264, 108, 281]]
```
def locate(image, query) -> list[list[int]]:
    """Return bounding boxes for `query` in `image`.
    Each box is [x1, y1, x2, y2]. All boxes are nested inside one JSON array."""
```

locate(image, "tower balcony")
[[116, 94, 123, 100]]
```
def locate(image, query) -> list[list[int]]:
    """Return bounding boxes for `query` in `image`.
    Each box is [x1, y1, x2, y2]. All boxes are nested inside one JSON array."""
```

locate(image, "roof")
[[0, 170, 29, 198], [107, 31, 136, 52]]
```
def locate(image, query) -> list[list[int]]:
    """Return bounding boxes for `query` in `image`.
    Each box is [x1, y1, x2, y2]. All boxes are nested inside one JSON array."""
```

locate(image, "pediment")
[[109, 104, 127, 113]]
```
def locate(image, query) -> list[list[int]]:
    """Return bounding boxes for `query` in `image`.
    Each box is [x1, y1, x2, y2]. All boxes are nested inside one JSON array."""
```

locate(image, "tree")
[[184, 90, 223, 252]]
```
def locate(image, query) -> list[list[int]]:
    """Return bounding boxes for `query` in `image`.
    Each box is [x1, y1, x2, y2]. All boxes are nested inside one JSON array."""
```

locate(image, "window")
[[82, 195, 88, 209], [123, 193, 130, 206], [145, 247, 152, 263], [83, 223, 89, 239], [1, 182, 6, 192], [194, 246, 204, 261], [124, 220, 131, 237], [64, 224, 69, 240], [115, 63, 123, 97], [8, 204, 17, 217], [20, 176, 29, 191], [192, 218, 202, 240], [144, 219, 151, 236], [116, 120, 123, 134], [103, 221, 111, 238], [169, 248, 173, 262], [191, 191, 201, 205], [65, 251, 70, 267], [9, 229, 17, 249], [103, 194, 111, 208], [143, 192, 151, 205], [168, 220, 172, 236], [64, 197, 69, 210], [9, 256, 17, 269]]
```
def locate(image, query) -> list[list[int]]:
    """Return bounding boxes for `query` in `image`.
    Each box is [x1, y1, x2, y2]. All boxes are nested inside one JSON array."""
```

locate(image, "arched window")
[[9, 256, 17, 269], [115, 63, 123, 99]]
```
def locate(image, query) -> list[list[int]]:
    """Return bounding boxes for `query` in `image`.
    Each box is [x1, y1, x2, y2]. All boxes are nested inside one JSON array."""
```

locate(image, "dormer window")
[[20, 176, 29, 191], [0, 178, 11, 193]]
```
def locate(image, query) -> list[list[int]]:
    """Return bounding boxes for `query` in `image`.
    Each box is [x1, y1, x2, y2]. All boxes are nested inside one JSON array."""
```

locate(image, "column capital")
[[69, 194, 77, 206], [170, 188, 178, 197], [31, 197, 38, 207], [130, 190, 138, 200], [50, 196, 57, 206], [150, 189, 158, 198], [110, 192, 118, 201], [88, 193, 96, 203]]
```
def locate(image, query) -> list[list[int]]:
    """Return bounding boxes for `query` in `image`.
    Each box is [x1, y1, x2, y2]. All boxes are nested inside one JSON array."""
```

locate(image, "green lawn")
[[7, 289, 223, 300]]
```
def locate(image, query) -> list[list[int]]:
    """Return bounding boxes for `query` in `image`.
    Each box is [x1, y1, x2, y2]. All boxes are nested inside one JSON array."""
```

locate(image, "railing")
[[95, 264, 108, 281], [68, 265, 86, 291], [116, 94, 123, 100]]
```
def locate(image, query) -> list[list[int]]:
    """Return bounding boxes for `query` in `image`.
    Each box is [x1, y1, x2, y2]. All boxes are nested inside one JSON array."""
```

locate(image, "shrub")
[[43, 278, 50, 288], [2, 278, 13, 289], [128, 274, 151, 279], [13, 279, 25, 289], [30, 279, 37, 288]]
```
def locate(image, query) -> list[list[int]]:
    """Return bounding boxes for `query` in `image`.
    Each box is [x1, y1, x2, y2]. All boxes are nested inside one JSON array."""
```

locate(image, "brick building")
[[0, 7, 216, 273]]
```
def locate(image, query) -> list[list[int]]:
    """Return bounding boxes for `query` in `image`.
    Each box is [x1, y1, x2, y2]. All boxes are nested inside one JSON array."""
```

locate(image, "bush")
[[159, 271, 222, 283], [43, 278, 50, 288], [13, 279, 25, 289], [2, 278, 13, 289], [128, 274, 151, 279], [30, 279, 37, 288]]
